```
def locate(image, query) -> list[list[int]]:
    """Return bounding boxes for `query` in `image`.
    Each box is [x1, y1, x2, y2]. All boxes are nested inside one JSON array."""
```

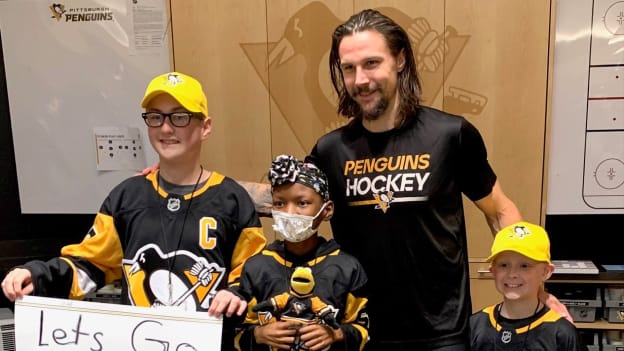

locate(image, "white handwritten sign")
[[15, 295, 222, 351]]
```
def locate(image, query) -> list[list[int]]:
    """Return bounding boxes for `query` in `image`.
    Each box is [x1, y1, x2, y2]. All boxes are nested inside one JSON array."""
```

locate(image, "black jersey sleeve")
[[21, 211, 124, 300], [234, 256, 263, 351], [224, 180, 266, 291], [21, 258, 74, 298], [305, 146, 320, 167], [338, 282, 370, 351], [457, 118, 497, 201], [556, 319, 585, 351]]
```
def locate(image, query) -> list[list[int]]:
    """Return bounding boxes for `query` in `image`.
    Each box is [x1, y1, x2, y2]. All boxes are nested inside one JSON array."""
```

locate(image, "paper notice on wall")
[[94, 126, 146, 171], [129, 0, 167, 55]]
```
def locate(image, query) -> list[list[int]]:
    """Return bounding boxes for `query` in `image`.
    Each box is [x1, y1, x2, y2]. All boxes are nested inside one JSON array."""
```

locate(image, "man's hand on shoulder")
[[136, 163, 159, 176], [540, 289, 573, 323]]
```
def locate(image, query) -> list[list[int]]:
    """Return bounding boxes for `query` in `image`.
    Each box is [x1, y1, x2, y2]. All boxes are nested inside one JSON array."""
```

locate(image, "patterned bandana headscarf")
[[269, 155, 330, 202]]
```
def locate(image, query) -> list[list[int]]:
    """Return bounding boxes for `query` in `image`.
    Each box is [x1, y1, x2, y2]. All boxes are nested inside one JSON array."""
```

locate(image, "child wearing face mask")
[[235, 155, 370, 351]]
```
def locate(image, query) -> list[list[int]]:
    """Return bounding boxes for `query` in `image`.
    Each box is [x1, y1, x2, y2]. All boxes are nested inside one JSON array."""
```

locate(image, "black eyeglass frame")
[[141, 111, 203, 127]]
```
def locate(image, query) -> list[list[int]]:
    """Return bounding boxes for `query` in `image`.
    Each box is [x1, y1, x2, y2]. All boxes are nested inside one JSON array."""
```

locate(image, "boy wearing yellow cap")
[[469, 221, 583, 350], [2, 72, 266, 350]]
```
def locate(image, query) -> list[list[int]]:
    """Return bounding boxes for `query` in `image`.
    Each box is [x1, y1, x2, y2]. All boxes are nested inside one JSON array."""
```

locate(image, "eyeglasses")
[[141, 111, 202, 127]]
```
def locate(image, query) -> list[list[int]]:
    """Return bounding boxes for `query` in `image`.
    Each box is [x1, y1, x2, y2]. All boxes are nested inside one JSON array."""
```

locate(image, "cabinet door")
[[469, 261, 497, 312]]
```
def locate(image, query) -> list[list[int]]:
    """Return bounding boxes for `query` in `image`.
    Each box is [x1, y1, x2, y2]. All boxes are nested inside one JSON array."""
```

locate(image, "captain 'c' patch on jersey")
[[199, 216, 217, 250]]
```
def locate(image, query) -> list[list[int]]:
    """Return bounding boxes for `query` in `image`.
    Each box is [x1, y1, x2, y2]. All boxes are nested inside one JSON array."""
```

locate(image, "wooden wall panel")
[[171, 0, 275, 240], [356, 0, 446, 110], [170, 0, 272, 185], [263, 1, 355, 239], [264, 1, 445, 155], [168, 0, 552, 287], [469, 266, 497, 312], [264, 1, 350, 159], [445, 1, 552, 258]]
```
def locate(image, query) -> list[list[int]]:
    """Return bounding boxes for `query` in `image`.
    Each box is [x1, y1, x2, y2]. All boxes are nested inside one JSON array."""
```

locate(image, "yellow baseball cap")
[[487, 221, 551, 263], [141, 72, 208, 118]]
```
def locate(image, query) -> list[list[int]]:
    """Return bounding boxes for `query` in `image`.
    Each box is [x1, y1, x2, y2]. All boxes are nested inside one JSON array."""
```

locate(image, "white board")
[[548, 0, 624, 214], [0, 0, 169, 213], [15, 295, 222, 351]]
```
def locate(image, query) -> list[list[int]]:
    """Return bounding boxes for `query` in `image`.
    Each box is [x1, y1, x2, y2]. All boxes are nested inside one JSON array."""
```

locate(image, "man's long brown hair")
[[329, 9, 422, 122]]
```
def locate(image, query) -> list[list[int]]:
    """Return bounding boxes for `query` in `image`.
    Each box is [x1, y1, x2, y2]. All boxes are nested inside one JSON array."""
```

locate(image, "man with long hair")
[[304, 9, 521, 350]]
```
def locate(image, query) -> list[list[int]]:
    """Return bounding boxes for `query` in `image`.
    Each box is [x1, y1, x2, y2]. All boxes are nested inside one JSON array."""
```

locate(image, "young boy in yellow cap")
[[235, 155, 369, 351], [1, 72, 266, 350], [469, 221, 583, 350]]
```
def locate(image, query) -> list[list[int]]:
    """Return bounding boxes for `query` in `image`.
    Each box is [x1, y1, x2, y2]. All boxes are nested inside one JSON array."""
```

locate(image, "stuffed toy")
[[253, 267, 339, 350]]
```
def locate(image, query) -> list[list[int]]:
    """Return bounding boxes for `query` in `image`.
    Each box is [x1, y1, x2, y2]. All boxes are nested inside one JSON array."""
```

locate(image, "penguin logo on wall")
[[241, 1, 485, 152], [122, 244, 225, 311]]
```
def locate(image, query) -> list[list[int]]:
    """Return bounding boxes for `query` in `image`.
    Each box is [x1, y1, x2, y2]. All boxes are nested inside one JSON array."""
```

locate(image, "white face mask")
[[271, 203, 328, 243]]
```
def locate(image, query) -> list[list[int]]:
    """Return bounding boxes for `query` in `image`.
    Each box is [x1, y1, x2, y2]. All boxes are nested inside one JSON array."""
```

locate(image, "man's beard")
[[352, 85, 389, 121], [361, 97, 388, 121]]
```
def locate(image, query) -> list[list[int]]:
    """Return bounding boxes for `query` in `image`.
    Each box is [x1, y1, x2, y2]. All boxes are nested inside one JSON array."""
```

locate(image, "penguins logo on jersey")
[[122, 244, 225, 311], [257, 311, 275, 325], [373, 191, 394, 213]]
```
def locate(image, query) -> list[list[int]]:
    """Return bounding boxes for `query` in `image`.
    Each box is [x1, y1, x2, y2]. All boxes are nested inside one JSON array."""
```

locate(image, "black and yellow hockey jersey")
[[23, 171, 266, 312], [235, 238, 369, 351], [470, 304, 584, 351]]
